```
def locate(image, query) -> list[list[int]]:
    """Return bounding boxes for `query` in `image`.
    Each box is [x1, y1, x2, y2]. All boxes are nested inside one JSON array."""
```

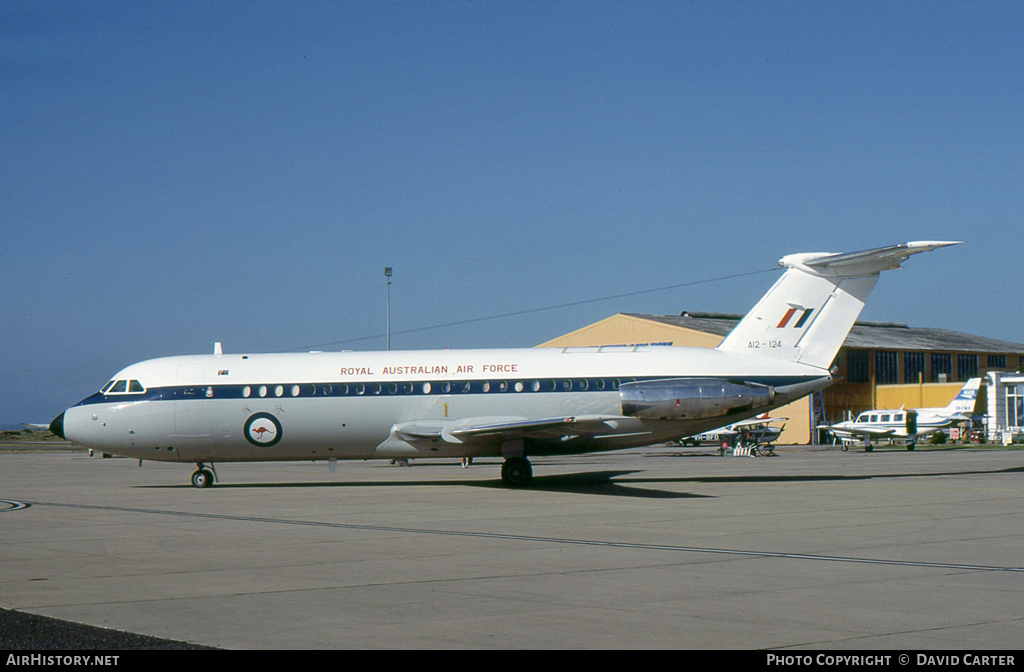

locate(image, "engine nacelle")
[[620, 378, 774, 421]]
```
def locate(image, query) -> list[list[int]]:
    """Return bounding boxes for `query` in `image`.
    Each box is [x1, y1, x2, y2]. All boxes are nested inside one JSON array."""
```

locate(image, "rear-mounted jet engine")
[[619, 378, 774, 421]]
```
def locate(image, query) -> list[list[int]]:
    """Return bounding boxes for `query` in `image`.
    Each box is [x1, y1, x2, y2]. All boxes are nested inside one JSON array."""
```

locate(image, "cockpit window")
[[105, 379, 145, 395], [101, 380, 116, 393]]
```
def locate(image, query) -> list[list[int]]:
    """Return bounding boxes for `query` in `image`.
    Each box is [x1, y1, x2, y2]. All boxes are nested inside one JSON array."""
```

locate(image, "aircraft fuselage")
[[56, 345, 828, 464]]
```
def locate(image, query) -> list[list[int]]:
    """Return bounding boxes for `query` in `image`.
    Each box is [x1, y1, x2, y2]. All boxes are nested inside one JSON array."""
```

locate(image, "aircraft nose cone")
[[49, 412, 66, 440]]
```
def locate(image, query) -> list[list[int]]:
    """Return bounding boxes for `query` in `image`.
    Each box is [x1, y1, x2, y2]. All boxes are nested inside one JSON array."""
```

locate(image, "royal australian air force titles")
[[50, 241, 960, 487]]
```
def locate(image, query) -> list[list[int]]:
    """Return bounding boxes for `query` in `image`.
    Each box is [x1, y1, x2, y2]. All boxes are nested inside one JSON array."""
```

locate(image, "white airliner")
[[821, 377, 981, 450], [50, 241, 959, 488]]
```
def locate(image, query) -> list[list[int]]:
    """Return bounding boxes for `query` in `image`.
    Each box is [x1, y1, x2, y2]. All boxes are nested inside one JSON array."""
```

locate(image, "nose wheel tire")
[[501, 457, 533, 487], [191, 468, 215, 488]]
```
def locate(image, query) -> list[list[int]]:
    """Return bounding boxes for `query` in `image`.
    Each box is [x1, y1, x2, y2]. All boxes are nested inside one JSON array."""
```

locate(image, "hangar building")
[[539, 312, 1024, 444]]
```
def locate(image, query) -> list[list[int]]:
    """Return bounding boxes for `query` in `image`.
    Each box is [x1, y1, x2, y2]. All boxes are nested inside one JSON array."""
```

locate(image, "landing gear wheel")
[[191, 468, 215, 488], [501, 457, 533, 487], [907, 443, 916, 451]]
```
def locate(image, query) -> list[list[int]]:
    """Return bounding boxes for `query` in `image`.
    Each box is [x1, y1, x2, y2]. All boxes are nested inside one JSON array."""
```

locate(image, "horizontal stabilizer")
[[792, 241, 961, 276]]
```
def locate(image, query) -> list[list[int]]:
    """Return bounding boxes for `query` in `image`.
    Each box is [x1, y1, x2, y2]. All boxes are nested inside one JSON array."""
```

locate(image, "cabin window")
[[291, 385, 300, 397], [259, 386, 267, 397], [515, 381, 524, 392], [275, 385, 284, 397], [422, 382, 432, 394], [482, 382, 491, 393], [498, 381, 508, 392], [531, 380, 541, 392], [881, 415, 890, 422]]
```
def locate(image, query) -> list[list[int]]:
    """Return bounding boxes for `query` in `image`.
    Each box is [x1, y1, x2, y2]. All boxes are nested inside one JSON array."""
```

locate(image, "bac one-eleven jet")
[[50, 241, 958, 488]]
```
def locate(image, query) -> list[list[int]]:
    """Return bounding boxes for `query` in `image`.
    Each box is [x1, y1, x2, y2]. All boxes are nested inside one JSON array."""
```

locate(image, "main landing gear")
[[501, 456, 533, 487], [191, 463, 217, 488]]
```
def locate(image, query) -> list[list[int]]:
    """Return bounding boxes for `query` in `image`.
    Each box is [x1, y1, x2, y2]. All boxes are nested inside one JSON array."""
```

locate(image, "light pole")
[[384, 267, 392, 351]]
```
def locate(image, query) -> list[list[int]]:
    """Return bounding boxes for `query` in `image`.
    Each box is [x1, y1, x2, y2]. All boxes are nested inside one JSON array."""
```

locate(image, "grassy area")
[[0, 427, 64, 443]]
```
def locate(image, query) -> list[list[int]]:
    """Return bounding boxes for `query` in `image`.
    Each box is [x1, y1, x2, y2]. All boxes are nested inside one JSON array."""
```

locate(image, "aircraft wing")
[[820, 424, 897, 439], [728, 417, 787, 429], [390, 415, 629, 444]]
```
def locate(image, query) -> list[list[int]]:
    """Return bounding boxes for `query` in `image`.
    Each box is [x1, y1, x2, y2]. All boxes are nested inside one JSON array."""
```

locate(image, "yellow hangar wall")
[[873, 382, 972, 411], [537, 314, 811, 445]]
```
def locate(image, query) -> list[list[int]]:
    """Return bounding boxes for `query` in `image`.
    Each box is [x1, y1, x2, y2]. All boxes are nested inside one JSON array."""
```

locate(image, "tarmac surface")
[[2, 444, 1024, 650]]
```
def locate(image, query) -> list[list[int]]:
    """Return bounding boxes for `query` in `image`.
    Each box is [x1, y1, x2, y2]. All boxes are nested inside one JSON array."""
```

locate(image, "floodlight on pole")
[[384, 267, 392, 351]]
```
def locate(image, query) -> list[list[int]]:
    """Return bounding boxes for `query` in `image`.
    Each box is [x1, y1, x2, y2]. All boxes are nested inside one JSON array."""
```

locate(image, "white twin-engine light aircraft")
[[821, 377, 982, 450], [50, 241, 959, 488]]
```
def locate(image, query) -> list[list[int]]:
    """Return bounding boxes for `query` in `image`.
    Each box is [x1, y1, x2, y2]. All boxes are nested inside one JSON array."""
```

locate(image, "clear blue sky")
[[2, 1, 1022, 427]]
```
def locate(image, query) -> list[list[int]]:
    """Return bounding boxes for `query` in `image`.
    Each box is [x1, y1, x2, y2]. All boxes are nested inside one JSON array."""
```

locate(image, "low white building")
[[985, 372, 1024, 443]]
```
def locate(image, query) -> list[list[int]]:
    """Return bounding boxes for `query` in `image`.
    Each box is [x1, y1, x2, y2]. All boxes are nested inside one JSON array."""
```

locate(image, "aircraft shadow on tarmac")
[[140, 464, 1024, 499], [144, 470, 705, 499]]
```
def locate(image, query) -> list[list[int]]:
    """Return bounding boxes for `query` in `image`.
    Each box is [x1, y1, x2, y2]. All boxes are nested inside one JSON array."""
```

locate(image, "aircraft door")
[[905, 411, 918, 435], [174, 364, 211, 437]]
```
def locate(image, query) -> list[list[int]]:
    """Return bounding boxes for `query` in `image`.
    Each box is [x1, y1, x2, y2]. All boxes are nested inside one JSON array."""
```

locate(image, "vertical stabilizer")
[[716, 241, 960, 370], [943, 378, 982, 414]]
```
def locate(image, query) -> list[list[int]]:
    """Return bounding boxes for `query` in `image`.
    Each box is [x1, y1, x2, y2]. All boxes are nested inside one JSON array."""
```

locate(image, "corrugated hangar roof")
[[626, 312, 1024, 354]]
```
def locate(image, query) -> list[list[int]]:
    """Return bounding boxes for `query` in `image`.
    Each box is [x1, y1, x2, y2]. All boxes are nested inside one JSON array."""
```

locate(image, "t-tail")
[[717, 241, 961, 371]]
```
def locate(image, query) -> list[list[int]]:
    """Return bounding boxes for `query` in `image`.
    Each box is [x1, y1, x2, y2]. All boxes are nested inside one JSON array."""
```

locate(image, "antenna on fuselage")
[[214, 342, 223, 355]]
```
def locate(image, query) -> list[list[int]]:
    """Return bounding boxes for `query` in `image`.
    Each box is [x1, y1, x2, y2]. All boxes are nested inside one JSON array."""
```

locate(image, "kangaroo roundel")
[[244, 412, 282, 447]]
